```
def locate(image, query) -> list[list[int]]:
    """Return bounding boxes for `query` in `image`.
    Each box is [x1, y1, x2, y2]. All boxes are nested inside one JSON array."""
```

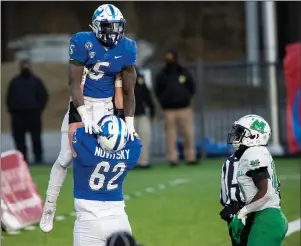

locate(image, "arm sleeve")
[[240, 147, 270, 172], [69, 34, 87, 64], [124, 41, 137, 67], [220, 161, 228, 206]]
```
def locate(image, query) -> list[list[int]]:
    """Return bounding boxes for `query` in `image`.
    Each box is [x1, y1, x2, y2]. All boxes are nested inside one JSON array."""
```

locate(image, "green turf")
[[2, 158, 300, 246]]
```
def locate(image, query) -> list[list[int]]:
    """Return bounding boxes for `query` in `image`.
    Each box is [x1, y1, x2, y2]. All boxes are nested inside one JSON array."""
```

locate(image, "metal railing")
[[146, 61, 286, 157]]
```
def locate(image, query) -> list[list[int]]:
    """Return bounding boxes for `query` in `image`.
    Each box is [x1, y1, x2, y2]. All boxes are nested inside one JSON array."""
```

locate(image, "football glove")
[[219, 204, 237, 222], [77, 105, 100, 134], [125, 116, 138, 141], [229, 207, 248, 244]]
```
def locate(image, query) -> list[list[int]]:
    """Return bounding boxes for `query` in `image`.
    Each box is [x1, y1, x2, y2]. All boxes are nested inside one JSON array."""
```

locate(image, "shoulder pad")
[[71, 31, 94, 40], [71, 32, 95, 47], [240, 146, 272, 170], [122, 37, 137, 53]]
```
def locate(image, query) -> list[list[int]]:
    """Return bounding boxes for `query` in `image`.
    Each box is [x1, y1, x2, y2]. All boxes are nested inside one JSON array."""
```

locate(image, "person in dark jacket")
[[6, 59, 49, 164], [134, 69, 155, 168], [154, 50, 196, 166]]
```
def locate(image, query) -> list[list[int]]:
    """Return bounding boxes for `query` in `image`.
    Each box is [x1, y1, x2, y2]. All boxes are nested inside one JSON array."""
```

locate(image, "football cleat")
[[39, 203, 56, 233]]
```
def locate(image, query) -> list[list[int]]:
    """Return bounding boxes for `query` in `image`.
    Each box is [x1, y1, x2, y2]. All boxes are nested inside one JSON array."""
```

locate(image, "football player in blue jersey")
[[69, 3, 137, 138], [72, 115, 142, 246], [40, 3, 136, 233]]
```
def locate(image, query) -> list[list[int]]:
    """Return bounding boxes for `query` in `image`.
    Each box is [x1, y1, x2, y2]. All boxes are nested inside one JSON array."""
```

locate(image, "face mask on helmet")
[[92, 20, 125, 47], [227, 124, 255, 148]]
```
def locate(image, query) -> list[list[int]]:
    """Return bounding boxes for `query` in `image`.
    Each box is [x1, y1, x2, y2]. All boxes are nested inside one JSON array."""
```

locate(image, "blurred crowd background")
[[1, 1, 301, 164]]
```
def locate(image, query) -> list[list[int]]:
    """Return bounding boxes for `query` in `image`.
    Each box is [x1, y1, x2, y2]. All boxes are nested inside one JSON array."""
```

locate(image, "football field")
[[3, 158, 300, 246]]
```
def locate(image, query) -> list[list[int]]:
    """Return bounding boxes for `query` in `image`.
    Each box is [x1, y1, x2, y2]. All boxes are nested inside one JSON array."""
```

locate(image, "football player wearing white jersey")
[[227, 115, 288, 246]]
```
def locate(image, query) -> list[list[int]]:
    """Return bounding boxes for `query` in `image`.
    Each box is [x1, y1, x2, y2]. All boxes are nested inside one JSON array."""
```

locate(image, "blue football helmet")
[[90, 4, 126, 47], [97, 115, 128, 153]]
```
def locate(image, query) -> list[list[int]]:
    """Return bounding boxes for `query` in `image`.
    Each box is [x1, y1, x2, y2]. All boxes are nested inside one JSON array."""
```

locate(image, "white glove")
[[125, 116, 137, 141], [77, 105, 100, 134]]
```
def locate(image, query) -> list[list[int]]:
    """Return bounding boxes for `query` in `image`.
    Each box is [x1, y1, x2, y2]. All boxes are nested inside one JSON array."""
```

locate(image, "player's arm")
[[121, 41, 137, 139], [115, 73, 123, 109], [242, 167, 273, 213], [69, 62, 84, 108], [68, 34, 99, 134], [237, 155, 273, 217], [121, 65, 136, 118], [68, 34, 87, 109]]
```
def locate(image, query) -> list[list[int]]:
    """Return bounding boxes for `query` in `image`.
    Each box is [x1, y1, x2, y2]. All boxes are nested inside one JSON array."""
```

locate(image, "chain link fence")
[[146, 61, 286, 157]]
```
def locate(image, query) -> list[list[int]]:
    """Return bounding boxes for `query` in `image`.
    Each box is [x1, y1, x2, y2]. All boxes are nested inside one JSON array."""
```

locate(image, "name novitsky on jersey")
[[94, 147, 130, 160]]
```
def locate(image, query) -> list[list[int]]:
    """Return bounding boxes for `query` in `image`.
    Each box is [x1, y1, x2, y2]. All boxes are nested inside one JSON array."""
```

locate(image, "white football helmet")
[[90, 4, 125, 47], [97, 115, 128, 153], [227, 114, 271, 148]]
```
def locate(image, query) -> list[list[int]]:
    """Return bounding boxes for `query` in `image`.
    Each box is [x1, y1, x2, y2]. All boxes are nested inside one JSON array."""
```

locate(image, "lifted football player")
[[40, 4, 137, 233]]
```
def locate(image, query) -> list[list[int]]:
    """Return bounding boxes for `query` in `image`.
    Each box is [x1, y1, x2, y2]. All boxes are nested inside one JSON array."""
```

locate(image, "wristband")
[[77, 105, 88, 118], [115, 79, 122, 88], [238, 206, 248, 218]]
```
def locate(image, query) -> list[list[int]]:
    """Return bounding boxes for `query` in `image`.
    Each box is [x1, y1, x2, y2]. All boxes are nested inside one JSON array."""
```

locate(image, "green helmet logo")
[[250, 119, 266, 133]]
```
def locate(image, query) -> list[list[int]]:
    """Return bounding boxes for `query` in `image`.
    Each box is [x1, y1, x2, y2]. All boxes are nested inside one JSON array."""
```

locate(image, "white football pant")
[[73, 199, 131, 246], [59, 97, 113, 168]]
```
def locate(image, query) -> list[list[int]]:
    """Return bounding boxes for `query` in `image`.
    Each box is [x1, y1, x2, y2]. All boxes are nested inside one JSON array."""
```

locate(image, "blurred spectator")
[[134, 68, 155, 168], [6, 59, 49, 164], [107, 231, 141, 246], [154, 50, 196, 166]]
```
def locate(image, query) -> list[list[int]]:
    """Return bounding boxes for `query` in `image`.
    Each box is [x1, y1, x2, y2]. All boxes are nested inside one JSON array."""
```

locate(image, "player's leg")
[[40, 111, 73, 232], [247, 208, 288, 246], [74, 220, 107, 246], [91, 97, 114, 123], [164, 110, 178, 165], [178, 107, 196, 163], [102, 213, 132, 242]]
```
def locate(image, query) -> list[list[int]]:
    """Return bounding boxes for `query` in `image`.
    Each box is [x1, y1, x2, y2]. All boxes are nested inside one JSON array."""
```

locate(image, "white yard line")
[[2, 178, 190, 237], [286, 218, 301, 237], [4, 178, 299, 239], [279, 174, 300, 181]]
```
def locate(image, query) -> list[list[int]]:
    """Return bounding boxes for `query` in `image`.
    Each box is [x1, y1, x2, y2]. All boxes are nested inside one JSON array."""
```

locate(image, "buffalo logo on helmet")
[[100, 121, 114, 140]]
